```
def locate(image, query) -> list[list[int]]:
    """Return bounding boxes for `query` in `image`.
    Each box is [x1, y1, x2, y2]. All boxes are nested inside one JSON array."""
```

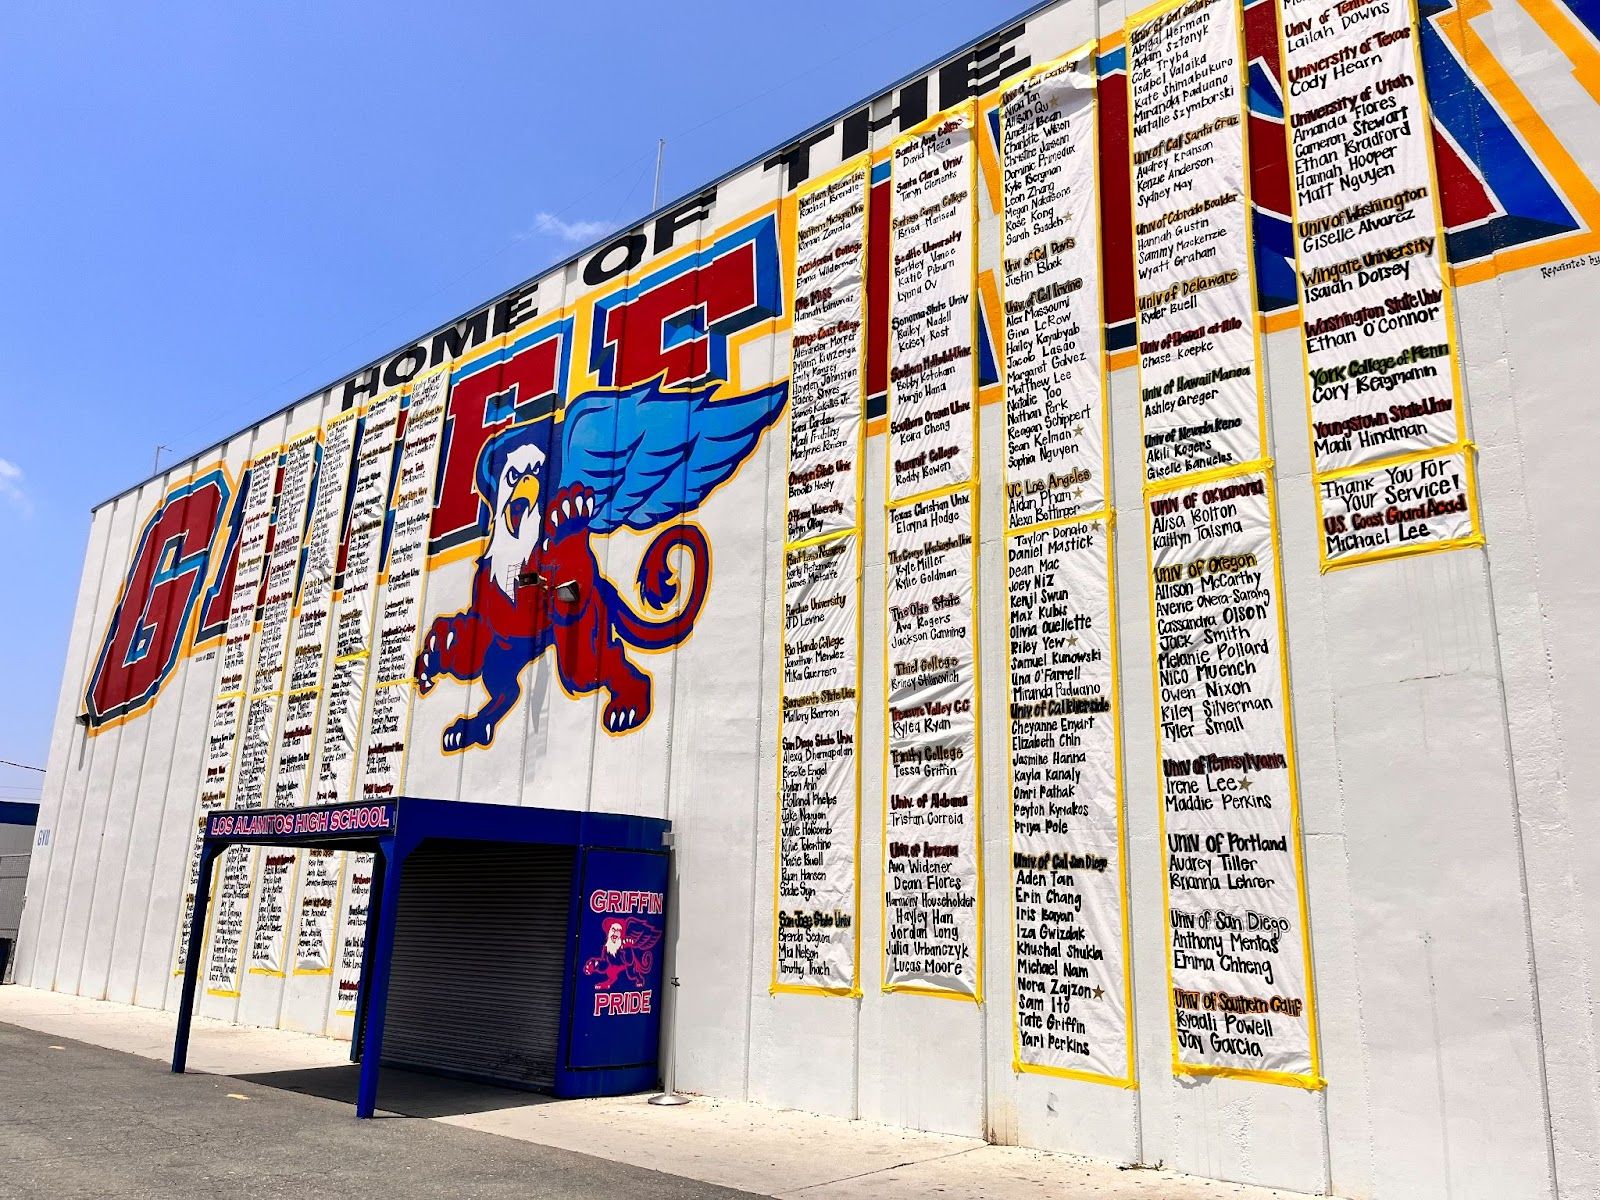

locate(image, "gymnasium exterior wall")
[[16, 1, 1600, 1195]]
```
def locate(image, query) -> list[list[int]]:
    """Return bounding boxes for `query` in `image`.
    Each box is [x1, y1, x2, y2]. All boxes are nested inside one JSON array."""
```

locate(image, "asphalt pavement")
[[0, 1022, 762, 1200]]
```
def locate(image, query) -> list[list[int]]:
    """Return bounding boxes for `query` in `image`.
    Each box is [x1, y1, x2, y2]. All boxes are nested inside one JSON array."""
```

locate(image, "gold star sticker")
[[1092, 986, 1104, 999], [1066, 634, 1079, 646], [1240, 778, 1253, 790], [1074, 424, 1084, 436], [1074, 486, 1085, 498]]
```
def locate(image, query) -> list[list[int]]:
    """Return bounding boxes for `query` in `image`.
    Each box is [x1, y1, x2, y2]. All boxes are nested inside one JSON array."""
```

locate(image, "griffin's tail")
[[603, 525, 711, 650]]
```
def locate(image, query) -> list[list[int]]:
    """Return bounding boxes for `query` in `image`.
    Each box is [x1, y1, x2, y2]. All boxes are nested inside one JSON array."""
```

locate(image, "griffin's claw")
[[562, 498, 572, 520], [627, 708, 636, 725]]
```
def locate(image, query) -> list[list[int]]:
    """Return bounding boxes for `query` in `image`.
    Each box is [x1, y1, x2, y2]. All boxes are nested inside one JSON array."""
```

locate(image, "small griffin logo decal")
[[583, 917, 662, 990]]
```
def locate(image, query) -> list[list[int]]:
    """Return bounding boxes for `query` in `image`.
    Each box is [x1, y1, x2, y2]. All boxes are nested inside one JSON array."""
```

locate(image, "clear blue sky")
[[0, 1, 1026, 798]]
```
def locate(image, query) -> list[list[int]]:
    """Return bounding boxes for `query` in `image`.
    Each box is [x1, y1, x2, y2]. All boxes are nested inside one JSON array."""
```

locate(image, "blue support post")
[[354, 838, 402, 1118], [172, 843, 219, 1074], [349, 847, 380, 1064]]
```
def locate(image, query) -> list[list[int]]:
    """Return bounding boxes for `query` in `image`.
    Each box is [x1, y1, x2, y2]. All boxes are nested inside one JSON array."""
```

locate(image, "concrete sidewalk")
[[0, 1022, 757, 1200], [0, 987, 1316, 1199]]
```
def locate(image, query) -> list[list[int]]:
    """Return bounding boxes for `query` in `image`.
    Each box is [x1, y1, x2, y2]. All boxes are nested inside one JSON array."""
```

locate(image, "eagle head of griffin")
[[476, 424, 554, 598]]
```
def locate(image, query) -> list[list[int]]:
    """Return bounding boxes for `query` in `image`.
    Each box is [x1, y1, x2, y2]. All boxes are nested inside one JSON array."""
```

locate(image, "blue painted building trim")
[[0, 801, 40, 827]]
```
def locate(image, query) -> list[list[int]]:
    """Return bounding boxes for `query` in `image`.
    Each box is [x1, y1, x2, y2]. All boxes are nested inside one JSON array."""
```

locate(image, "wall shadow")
[[234, 1062, 559, 1119]]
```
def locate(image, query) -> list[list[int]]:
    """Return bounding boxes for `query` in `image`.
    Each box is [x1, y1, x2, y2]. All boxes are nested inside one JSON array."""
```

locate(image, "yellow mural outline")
[[1274, 0, 1487, 571], [1437, 0, 1600, 284], [325, 366, 412, 1019], [1522, 0, 1600, 106], [85, 458, 243, 736]]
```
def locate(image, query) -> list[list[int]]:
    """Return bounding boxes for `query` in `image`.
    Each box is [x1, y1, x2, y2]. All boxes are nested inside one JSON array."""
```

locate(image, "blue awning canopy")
[[172, 797, 670, 1117]]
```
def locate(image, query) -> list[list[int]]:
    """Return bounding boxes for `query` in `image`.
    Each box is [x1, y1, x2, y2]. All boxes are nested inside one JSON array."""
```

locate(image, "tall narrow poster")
[[268, 408, 360, 808], [358, 368, 449, 798], [173, 446, 280, 976], [774, 158, 867, 995], [1000, 51, 1107, 529], [330, 859, 374, 1018], [309, 391, 401, 805], [296, 390, 398, 1009], [784, 158, 867, 546], [887, 105, 978, 503], [205, 429, 317, 997], [882, 103, 982, 1000], [883, 489, 981, 998], [1144, 473, 1321, 1086], [1128, 0, 1265, 485], [1279, 0, 1484, 567], [776, 535, 861, 993], [1000, 47, 1133, 1084], [250, 406, 360, 977]]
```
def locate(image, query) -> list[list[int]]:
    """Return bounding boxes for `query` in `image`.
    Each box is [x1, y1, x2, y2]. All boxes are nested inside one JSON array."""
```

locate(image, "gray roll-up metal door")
[[382, 840, 574, 1089]]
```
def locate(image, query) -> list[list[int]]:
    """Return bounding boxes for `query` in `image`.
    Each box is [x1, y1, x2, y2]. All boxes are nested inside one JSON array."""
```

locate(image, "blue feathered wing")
[[555, 377, 788, 534]]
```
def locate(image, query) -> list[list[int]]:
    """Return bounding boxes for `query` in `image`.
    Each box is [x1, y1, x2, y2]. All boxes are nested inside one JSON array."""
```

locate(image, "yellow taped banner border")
[[772, 153, 870, 999], [1140, 466, 1326, 1091], [880, 101, 985, 1003], [996, 43, 1137, 1088]]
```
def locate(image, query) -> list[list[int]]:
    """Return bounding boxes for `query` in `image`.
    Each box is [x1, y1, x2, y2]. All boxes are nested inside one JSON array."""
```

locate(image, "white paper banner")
[[776, 534, 860, 992], [1283, 0, 1462, 475], [207, 430, 318, 995], [329, 372, 451, 1002], [1001, 53, 1107, 528], [1146, 472, 1319, 1083], [884, 488, 981, 997], [288, 392, 399, 997], [173, 448, 279, 976], [787, 160, 868, 543], [332, 857, 375, 1017], [357, 369, 450, 800], [888, 108, 977, 503], [291, 847, 341, 974], [1006, 517, 1130, 1080], [250, 410, 363, 977], [310, 392, 401, 804], [1318, 449, 1477, 565], [232, 430, 318, 810], [269, 407, 360, 807], [1129, 0, 1264, 485]]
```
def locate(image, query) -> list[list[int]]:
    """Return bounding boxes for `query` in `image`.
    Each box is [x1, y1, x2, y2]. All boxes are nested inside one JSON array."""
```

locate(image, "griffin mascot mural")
[[415, 377, 787, 750]]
